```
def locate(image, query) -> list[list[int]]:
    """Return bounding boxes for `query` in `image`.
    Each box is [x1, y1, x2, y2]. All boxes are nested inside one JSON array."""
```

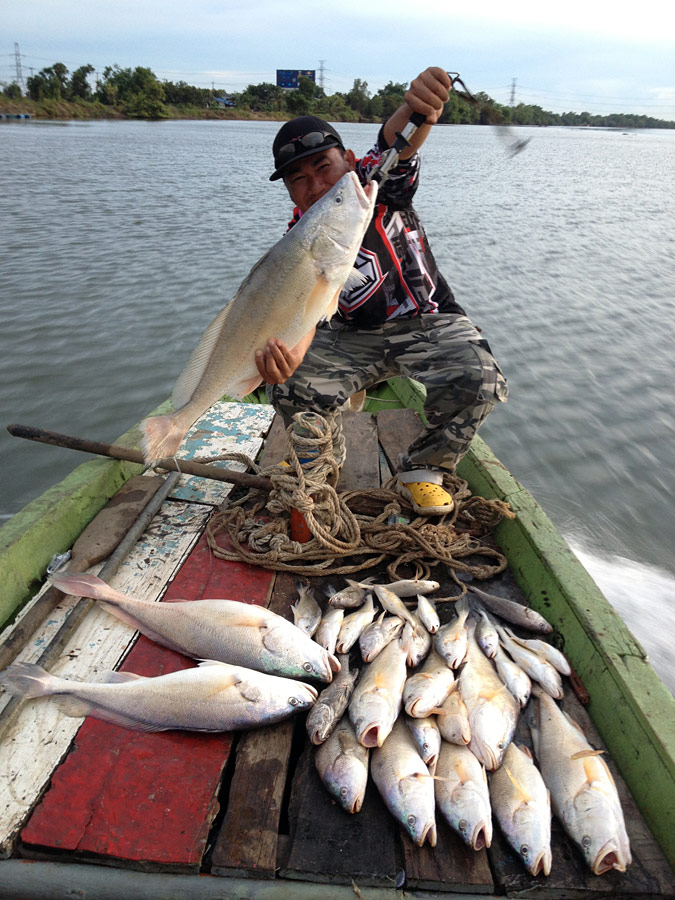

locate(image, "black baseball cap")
[[270, 116, 345, 181]]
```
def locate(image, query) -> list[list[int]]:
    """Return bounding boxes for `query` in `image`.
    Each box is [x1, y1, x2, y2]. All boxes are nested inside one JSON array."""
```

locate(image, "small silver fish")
[[433, 595, 470, 669], [326, 580, 368, 610], [468, 585, 553, 634], [315, 715, 369, 813], [335, 594, 376, 654], [416, 594, 440, 634], [493, 645, 532, 708], [372, 579, 440, 598], [405, 713, 441, 774], [499, 626, 571, 676], [497, 625, 563, 699], [402, 615, 432, 668], [314, 606, 344, 656], [475, 609, 499, 658], [436, 685, 471, 745], [403, 649, 455, 719], [291, 580, 322, 637], [359, 612, 403, 663], [371, 584, 418, 631], [306, 655, 359, 745]]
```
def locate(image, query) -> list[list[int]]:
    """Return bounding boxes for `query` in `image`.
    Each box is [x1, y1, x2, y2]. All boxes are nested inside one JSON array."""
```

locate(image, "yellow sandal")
[[395, 469, 454, 516]]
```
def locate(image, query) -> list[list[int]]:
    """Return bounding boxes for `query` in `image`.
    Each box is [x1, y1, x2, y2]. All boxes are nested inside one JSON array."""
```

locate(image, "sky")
[[3, 0, 675, 118]]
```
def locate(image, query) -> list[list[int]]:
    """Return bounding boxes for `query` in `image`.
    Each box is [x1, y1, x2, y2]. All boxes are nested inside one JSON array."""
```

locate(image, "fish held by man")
[[140, 171, 378, 464], [50, 572, 337, 683], [0, 660, 318, 733]]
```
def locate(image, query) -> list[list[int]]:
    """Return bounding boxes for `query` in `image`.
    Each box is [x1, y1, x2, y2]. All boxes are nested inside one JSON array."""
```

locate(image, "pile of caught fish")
[[0, 570, 631, 878], [301, 577, 632, 878]]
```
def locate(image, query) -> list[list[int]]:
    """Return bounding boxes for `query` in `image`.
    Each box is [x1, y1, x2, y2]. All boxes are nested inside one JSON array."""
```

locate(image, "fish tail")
[[140, 413, 188, 465], [50, 572, 126, 604], [0, 662, 62, 698]]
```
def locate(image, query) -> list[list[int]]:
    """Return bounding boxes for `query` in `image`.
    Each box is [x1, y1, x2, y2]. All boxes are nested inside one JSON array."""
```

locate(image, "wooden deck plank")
[[0, 500, 209, 859], [19, 530, 276, 871], [400, 817, 494, 894], [171, 402, 275, 506], [337, 412, 381, 491]]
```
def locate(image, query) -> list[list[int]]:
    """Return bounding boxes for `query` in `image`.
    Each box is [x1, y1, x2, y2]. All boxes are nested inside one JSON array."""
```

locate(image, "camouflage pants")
[[267, 314, 508, 471]]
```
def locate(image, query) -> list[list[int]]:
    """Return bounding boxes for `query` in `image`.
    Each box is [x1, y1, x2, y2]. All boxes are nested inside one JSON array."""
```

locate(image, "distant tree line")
[[2, 61, 674, 129]]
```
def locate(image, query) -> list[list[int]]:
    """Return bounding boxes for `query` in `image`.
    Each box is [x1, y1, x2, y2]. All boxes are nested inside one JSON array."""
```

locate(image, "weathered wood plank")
[[0, 500, 209, 859], [19, 530, 276, 871], [337, 413, 381, 492], [400, 816, 494, 894], [170, 402, 275, 506], [281, 744, 399, 888], [376, 408, 424, 475]]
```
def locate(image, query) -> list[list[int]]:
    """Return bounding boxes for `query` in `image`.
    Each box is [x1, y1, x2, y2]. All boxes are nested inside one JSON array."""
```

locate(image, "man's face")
[[283, 147, 356, 213]]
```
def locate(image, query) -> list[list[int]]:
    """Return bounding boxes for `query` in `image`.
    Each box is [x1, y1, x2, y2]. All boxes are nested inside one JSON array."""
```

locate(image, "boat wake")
[[567, 538, 675, 696]]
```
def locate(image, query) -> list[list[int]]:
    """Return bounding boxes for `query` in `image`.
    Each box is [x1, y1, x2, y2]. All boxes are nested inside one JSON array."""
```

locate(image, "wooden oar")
[[7, 423, 273, 491]]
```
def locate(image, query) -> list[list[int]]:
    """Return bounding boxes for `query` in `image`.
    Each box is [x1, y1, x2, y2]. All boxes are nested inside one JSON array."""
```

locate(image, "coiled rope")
[[204, 412, 514, 590]]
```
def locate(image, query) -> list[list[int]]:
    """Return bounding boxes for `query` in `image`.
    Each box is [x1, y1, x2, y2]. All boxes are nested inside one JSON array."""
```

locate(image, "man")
[[256, 67, 507, 515]]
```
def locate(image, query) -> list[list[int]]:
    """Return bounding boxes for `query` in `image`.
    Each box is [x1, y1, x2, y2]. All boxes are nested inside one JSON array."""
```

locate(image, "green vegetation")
[[2, 61, 674, 129]]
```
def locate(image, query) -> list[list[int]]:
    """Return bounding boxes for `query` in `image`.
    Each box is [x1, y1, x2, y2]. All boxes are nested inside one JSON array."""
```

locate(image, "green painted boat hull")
[[1, 385, 674, 868]]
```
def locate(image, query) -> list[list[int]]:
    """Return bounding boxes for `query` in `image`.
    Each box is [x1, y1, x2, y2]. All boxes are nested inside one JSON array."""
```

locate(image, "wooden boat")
[[0, 383, 673, 899]]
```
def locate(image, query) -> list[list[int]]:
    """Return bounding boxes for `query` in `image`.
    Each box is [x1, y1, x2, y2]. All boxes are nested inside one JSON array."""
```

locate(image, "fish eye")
[[459, 819, 467, 832], [340, 787, 347, 796], [582, 835, 592, 849], [335, 194, 343, 204], [498, 741, 504, 749], [407, 814, 416, 826], [303, 662, 313, 673], [521, 845, 529, 858], [289, 697, 299, 706]]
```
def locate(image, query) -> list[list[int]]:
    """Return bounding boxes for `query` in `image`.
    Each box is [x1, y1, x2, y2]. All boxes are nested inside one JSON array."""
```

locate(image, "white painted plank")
[[170, 401, 275, 506], [0, 499, 210, 857]]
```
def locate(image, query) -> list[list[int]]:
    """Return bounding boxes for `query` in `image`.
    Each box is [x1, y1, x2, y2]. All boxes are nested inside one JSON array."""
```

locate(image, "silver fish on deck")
[[306, 655, 359, 745], [499, 626, 571, 676], [50, 572, 338, 683], [402, 615, 432, 668], [436, 685, 471, 745], [403, 648, 455, 719], [435, 741, 492, 851], [497, 625, 563, 699], [405, 714, 441, 774], [370, 584, 418, 631], [416, 594, 440, 634], [459, 622, 519, 770], [315, 715, 369, 814], [139, 172, 377, 464], [0, 660, 317, 733], [326, 580, 369, 610], [359, 612, 403, 663], [291, 580, 322, 638], [368, 579, 440, 598], [349, 636, 408, 748], [489, 742, 552, 877], [529, 687, 631, 875], [493, 645, 532, 708], [433, 595, 470, 669], [371, 716, 437, 847], [335, 594, 376, 654], [475, 609, 499, 658], [314, 606, 344, 655], [468, 585, 553, 634]]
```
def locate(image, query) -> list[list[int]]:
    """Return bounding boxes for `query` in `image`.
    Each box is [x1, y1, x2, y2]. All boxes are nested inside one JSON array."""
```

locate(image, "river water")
[[1, 119, 673, 692]]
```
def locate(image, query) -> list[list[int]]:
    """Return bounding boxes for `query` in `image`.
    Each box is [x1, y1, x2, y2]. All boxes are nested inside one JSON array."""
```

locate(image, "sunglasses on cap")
[[275, 131, 342, 168]]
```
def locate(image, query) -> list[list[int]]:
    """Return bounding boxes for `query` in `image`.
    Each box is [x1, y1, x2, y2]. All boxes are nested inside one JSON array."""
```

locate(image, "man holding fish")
[[259, 66, 508, 515]]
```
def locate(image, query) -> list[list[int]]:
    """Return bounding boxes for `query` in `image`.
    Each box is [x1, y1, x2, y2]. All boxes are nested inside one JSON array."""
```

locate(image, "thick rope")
[[204, 411, 514, 589]]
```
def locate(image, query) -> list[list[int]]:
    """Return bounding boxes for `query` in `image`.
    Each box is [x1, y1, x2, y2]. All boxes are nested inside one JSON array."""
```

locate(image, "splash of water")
[[568, 539, 675, 696]]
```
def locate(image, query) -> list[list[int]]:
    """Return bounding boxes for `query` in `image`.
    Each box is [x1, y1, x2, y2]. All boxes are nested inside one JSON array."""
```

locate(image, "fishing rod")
[[368, 71, 530, 186]]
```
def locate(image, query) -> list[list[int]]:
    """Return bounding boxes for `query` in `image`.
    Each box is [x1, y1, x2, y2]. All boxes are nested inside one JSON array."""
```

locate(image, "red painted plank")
[[21, 530, 276, 870]]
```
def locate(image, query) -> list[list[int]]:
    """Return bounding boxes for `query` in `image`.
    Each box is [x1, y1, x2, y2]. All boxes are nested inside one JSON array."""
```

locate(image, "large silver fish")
[[349, 636, 408, 748], [459, 622, 519, 770], [0, 660, 317, 733], [489, 742, 552, 877], [434, 741, 492, 851], [436, 685, 471, 745], [403, 648, 455, 719], [140, 171, 377, 463], [433, 595, 470, 669], [50, 572, 337, 682], [315, 715, 369, 814], [306, 655, 359, 745], [529, 687, 631, 875], [371, 716, 437, 847]]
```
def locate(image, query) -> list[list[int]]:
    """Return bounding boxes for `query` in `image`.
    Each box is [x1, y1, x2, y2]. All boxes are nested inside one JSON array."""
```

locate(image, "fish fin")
[[52, 695, 96, 719], [571, 748, 605, 760], [562, 710, 587, 734], [62, 698, 172, 732], [582, 756, 616, 789], [171, 303, 233, 410], [343, 268, 368, 291], [518, 744, 534, 760], [229, 373, 264, 400], [202, 673, 240, 699], [453, 759, 473, 784], [197, 659, 231, 667], [101, 671, 148, 683], [49, 572, 125, 603], [303, 273, 337, 322], [140, 412, 189, 465], [0, 662, 57, 698], [502, 765, 533, 803]]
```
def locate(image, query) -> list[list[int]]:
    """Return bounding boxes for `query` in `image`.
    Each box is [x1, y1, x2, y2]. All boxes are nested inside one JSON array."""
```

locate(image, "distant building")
[[276, 70, 316, 90]]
